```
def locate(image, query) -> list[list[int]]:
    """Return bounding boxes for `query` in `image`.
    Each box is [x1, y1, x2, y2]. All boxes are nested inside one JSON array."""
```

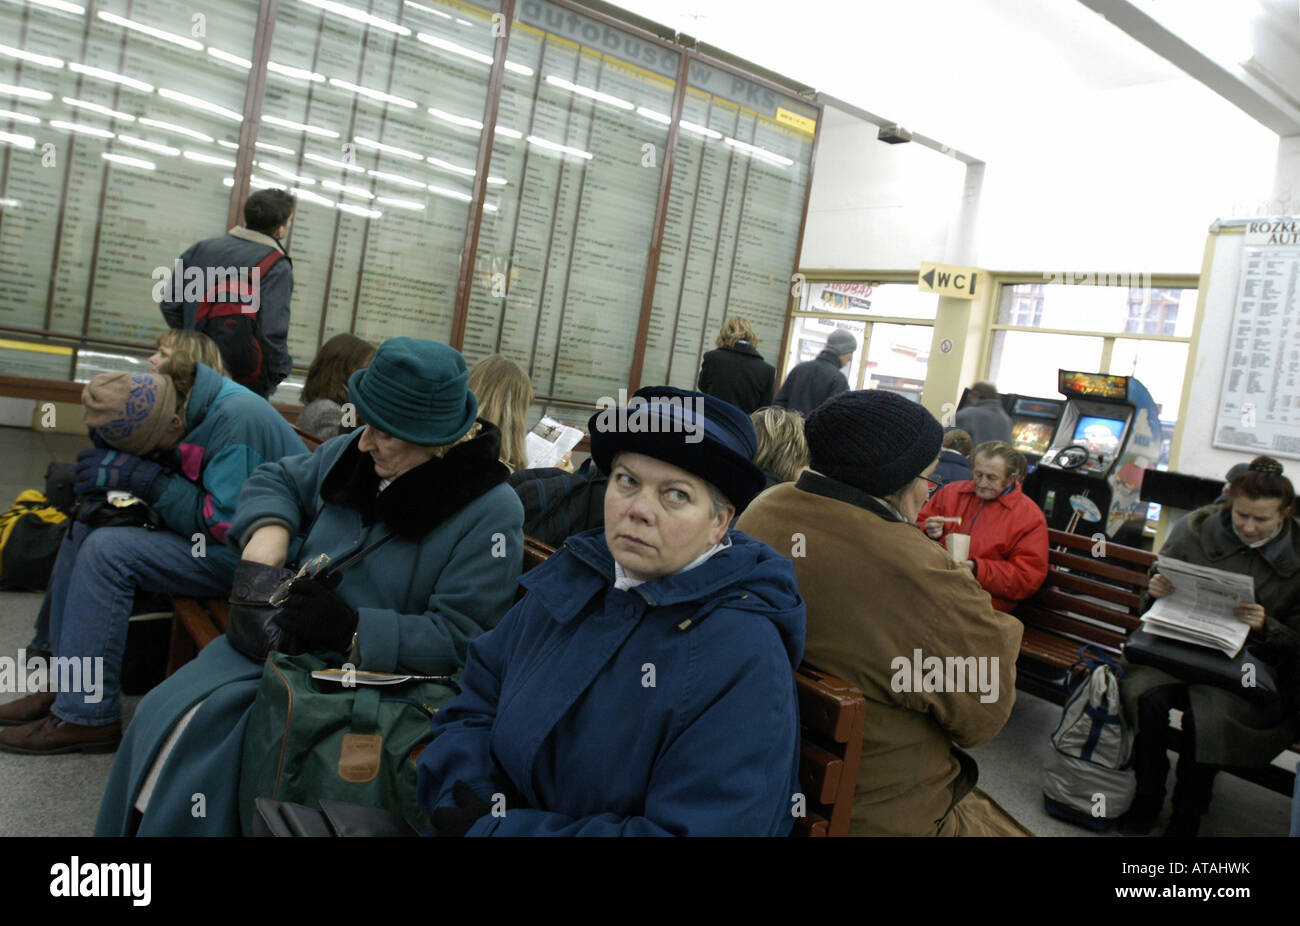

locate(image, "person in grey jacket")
[[159, 188, 295, 398], [954, 381, 1013, 447], [773, 328, 856, 415]]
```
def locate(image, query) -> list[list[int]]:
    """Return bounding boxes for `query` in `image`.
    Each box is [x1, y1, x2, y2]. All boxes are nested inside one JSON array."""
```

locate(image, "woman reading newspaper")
[[1120, 456, 1300, 837]]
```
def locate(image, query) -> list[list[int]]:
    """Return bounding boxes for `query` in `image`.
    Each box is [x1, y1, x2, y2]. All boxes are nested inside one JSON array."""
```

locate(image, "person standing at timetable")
[[697, 317, 775, 415], [159, 188, 296, 398], [773, 329, 856, 416]]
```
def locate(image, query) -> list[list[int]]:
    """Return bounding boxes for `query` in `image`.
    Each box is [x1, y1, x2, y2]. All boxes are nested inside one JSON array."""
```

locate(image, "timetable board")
[[1211, 217, 1300, 459]]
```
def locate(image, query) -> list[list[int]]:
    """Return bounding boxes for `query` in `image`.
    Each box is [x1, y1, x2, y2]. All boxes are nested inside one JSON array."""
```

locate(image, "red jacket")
[[917, 481, 1049, 611]]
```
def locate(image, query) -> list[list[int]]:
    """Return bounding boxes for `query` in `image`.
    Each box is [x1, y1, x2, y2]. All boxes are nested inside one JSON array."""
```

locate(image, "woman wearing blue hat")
[[96, 338, 525, 836], [416, 386, 807, 836]]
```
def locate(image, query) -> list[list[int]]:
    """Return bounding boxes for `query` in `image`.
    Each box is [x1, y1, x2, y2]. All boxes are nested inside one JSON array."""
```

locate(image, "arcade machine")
[[1022, 370, 1163, 546], [954, 388, 1065, 468]]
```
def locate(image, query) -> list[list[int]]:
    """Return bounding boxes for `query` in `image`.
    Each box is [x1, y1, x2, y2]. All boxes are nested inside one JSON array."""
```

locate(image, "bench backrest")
[[793, 666, 867, 837]]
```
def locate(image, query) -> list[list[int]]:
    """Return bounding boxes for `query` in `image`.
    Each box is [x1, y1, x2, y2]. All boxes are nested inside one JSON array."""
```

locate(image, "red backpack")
[[193, 249, 285, 395]]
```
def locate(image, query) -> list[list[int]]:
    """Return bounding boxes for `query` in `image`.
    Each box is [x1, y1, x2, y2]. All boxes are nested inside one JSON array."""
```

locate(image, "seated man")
[[918, 441, 1048, 612], [0, 362, 306, 753], [738, 390, 1028, 836], [417, 387, 806, 836]]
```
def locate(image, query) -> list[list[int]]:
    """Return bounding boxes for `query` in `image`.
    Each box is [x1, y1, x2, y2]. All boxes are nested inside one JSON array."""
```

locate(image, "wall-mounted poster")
[[1212, 217, 1300, 459]]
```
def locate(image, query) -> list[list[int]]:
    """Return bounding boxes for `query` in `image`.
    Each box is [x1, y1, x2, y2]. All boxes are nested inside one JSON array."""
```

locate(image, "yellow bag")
[[0, 490, 68, 590]]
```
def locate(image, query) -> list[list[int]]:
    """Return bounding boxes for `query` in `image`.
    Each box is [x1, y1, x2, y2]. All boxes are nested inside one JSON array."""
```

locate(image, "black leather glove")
[[272, 575, 357, 654], [432, 781, 492, 837]]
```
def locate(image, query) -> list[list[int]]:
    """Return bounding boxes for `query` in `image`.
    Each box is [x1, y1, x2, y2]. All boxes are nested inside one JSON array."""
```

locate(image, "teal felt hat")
[[348, 338, 478, 446]]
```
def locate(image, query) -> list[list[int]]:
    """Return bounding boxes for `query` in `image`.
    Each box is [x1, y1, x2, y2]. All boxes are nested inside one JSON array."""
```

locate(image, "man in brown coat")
[[738, 389, 1030, 836]]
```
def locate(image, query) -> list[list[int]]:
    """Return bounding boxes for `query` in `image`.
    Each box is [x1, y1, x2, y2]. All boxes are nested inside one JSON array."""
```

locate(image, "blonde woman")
[[750, 406, 810, 487], [698, 317, 775, 415], [468, 354, 534, 472]]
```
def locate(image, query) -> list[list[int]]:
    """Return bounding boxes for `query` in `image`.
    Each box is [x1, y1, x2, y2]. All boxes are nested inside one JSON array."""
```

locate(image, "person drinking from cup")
[[917, 441, 1048, 612]]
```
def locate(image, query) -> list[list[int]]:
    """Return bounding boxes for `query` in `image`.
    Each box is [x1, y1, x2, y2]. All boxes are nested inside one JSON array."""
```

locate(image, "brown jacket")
[[737, 472, 1027, 836]]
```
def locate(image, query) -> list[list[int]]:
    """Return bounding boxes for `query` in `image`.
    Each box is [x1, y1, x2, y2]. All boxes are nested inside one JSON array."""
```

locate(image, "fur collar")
[[320, 421, 510, 539]]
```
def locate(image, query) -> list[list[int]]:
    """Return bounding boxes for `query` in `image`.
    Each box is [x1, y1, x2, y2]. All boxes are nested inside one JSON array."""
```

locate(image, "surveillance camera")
[[877, 124, 912, 144]]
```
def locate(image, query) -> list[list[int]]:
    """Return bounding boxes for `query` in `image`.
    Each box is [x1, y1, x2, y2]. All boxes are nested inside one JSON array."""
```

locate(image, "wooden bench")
[[793, 666, 867, 836], [1014, 528, 1298, 797]]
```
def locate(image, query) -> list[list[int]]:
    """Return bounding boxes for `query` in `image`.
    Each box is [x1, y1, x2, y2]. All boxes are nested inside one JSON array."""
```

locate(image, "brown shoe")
[[0, 715, 121, 754], [0, 692, 56, 726]]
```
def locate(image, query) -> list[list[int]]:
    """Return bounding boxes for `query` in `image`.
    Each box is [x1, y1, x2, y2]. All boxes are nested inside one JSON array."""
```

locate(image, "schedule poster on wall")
[[1212, 217, 1300, 459]]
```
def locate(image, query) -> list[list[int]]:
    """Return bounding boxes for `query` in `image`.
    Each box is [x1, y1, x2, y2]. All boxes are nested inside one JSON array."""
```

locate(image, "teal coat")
[[96, 425, 524, 835], [155, 363, 306, 570]]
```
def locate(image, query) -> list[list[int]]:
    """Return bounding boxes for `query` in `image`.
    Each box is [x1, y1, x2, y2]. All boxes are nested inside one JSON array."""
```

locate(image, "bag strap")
[[350, 685, 382, 734], [322, 531, 397, 579]]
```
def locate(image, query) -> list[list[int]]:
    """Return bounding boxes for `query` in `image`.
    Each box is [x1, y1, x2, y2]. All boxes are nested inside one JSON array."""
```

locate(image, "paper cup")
[[946, 533, 971, 564]]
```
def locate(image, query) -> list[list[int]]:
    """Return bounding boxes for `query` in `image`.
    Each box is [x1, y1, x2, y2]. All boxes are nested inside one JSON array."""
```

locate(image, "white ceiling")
[[603, 0, 1274, 158]]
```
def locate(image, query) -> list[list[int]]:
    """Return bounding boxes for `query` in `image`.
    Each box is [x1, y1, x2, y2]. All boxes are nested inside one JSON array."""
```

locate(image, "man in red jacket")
[[917, 441, 1048, 612]]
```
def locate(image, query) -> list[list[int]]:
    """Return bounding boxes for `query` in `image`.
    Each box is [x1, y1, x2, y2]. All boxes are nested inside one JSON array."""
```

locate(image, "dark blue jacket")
[[773, 349, 849, 416], [416, 528, 806, 836], [934, 448, 972, 486]]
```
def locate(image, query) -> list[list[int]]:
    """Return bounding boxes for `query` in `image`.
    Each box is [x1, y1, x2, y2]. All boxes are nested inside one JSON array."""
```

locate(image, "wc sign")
[[919, 262, 983, 299]]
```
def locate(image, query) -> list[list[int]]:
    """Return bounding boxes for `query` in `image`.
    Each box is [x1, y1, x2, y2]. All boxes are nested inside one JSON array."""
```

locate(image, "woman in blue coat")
[[417, 386, 806, 836], [96, 339, 524, 836]]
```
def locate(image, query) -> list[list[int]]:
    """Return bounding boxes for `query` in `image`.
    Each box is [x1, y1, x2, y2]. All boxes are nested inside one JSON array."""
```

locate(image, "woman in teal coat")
[[96, 339, 524, 836], [417, 387, 806, 836]]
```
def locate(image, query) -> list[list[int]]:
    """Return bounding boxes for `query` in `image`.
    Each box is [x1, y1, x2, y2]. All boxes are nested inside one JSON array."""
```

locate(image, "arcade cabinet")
[[954, 388, 1065, 468], [1022, 370, 1163, 546]]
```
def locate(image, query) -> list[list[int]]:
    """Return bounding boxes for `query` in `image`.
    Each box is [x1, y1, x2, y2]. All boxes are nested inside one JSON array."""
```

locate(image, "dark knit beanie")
[[805, 390, 943, 498]]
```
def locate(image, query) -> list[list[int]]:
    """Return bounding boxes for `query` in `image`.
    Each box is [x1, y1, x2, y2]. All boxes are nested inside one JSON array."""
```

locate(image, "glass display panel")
[[0, 0, 256, 344], [255, 0, 500, 368], [641, 59, 816, 390], [461, 0, 677, 403]]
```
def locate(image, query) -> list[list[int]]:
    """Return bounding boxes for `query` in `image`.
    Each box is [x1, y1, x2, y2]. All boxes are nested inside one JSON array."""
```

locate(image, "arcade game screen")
[[1011, 420, 1055, 456], [1073, 415, 1125, 455]]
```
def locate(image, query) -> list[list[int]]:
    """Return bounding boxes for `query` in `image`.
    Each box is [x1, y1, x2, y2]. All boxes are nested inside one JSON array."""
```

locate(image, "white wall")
[[798, 105, 966, 270]]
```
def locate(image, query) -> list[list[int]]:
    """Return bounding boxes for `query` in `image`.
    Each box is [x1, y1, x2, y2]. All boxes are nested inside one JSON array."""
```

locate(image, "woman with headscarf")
[[738, 389, 1030, 836], [1121, 456, 1300, 837], [416, 386, 805, 836], [94, 338, 524, 835]]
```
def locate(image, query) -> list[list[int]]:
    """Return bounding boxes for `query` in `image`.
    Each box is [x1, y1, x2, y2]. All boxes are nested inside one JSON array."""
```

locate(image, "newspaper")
[[525, 415, 584, 469], [1139, 556, 1255, 658]]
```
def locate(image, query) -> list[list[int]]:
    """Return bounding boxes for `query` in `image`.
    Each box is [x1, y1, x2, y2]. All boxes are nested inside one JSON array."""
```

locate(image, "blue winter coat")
[[95, 426, 524, 836], [934, 448, 972, 486], [416, 527, 806, 836], [156, 362, 306, 570]]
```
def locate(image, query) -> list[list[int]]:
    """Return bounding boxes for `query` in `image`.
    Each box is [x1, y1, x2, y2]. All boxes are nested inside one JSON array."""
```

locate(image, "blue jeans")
[[46, 521, 235, 726]]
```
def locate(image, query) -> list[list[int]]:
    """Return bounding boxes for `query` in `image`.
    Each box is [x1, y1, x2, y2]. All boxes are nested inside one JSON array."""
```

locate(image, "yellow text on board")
[[918, 262, 982, 299]]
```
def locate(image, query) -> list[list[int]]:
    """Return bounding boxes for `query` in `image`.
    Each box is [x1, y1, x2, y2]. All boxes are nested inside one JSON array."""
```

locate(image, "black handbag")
[[225, 532, 398, 662], [248, 797, 417, 837], [226, 560, 299, 661], [1124, 628, 1283, 708], [73, 494, 162, 530]]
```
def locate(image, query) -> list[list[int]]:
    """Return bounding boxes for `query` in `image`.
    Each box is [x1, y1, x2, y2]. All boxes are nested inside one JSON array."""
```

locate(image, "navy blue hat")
[[587, 386, 766, 511], [349, 338, 478, 446], [806, 389, 943, 497]]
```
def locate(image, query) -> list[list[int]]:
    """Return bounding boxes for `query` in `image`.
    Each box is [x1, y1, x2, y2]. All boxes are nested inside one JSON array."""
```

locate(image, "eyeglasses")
[[922, 476, 943, 498]]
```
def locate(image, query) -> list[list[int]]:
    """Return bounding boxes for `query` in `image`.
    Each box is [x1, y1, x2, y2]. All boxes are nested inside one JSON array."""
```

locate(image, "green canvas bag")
[[238, 651, 461, 834]]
